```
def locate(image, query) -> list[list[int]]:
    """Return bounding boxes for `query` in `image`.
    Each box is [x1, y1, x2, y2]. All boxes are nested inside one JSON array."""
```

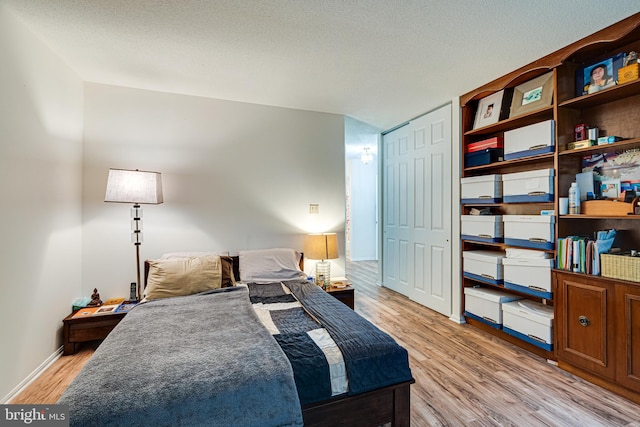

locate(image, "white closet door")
[[382, 104, 452, 316], [382, 123, 412, 296]]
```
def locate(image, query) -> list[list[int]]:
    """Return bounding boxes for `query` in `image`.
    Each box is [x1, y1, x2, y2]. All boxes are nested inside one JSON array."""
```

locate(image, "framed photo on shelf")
[[576, 53, 625, 96], [600, 179, 621, 199], [509, 71, 554, 118], [473, 90, 506, 130]]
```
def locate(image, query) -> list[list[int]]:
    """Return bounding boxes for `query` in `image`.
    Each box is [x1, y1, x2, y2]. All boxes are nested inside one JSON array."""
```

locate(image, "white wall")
[[82, 83, 346, 299], [344, 117, 379, 261], [0, 5, 84, 401]]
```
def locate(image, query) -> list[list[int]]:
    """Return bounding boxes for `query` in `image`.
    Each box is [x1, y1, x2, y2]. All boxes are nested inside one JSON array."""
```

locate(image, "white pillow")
[[239, 248, 304, 283], [160, 251, 229, 259]]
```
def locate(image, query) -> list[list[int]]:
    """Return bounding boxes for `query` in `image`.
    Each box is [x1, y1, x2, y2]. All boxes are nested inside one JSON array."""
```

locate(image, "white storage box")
[[505, 248, 553, 259], [502, 300, 554, 351], [461, 215, 503, 243], [503, 257, 554, 299], [504, 120, 555, 160], [463, 250, 506, 285], [502, 168, 554, 203], [503, 215, 555, 250], [464, 287, 521, 328], [461, 174, 502, 204]]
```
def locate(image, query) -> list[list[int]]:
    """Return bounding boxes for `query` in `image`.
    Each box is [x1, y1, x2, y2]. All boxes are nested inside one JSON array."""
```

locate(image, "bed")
[[59, 248, 413, 426]]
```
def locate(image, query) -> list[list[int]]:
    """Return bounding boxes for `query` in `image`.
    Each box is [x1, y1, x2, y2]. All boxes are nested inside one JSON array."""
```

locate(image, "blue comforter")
[[248, 280, 413, 403]]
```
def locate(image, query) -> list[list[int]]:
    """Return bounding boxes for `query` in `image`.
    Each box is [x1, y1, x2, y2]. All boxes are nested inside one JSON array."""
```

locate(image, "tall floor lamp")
[[305, 233, 339, 290], [105, 168, 163, 301]]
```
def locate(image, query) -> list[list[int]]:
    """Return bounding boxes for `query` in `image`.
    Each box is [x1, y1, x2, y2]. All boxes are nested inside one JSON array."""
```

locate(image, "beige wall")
[[0, 4, 84, 401], [81, 83, 346, 300]]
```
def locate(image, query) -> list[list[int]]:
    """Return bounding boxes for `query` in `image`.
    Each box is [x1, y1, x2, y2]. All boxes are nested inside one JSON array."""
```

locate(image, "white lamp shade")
[[305, 233, 339, 260], [105, 168, 163, 204]]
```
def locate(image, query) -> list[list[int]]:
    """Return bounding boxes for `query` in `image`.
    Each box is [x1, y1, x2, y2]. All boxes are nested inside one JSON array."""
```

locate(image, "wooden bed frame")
[[302, 380, 413, 426], [144, 254, 414, 426]]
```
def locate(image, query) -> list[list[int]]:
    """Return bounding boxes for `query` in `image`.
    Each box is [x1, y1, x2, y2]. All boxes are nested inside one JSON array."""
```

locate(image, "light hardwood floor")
[[12, 260, 640, 426], [348, 261, 640, 427]]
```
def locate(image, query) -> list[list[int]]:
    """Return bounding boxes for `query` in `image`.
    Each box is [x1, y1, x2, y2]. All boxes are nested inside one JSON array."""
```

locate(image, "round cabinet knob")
[[578, 315, 591, 327]]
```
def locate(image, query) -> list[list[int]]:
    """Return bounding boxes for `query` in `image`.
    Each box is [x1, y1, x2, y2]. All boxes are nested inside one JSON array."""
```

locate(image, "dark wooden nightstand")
[[62, 310, 127, 355], [325, 285, 354, 309]]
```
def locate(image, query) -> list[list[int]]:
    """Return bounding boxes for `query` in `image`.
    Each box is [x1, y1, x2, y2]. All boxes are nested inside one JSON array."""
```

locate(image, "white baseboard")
[[1, 346, 63, 404], [449, 313, 466, 324]]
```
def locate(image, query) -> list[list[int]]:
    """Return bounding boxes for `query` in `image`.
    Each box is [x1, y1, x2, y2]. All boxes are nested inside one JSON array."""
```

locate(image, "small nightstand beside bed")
[[58, 248, 413, 426]]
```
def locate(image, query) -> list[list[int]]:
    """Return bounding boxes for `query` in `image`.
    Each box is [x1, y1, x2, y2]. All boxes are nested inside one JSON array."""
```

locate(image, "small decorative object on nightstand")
[[87, 288, 102, 307]]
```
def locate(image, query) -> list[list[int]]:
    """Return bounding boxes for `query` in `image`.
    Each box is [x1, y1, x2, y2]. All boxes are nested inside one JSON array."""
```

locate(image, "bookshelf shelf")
[[463, 106, 553, 137], [463, 152, 554, 174], [561, 214, 640, 220], [558, 138, 640, 157]]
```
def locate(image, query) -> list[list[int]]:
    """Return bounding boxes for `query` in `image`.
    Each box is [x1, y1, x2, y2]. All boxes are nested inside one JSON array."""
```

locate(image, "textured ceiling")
[[4, 1, 640, 130]]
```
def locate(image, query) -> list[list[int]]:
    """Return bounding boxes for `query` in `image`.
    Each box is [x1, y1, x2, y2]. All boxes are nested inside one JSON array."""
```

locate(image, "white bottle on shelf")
[[569, 182, 580, 214]]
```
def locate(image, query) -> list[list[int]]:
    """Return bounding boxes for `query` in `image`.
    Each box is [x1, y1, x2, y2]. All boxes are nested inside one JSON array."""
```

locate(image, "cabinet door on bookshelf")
[[555, 272, 616, 380], [616, 283, 640, 391]]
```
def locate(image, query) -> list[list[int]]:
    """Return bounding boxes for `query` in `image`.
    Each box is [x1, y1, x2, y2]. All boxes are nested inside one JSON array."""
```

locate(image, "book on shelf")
[[103, 297, 125, 306], [71, 307, 99, 318], [114, 302, 137, 313], [557, 229, 616, 275], [93, 304, 120, 315], [72, 302, 136, 318], [557, 236, 596, 274]]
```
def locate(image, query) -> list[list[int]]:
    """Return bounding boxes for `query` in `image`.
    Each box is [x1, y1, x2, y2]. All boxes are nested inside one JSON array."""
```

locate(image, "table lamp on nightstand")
[[305, 233, 339, 289], [105, 168, 163, 301]]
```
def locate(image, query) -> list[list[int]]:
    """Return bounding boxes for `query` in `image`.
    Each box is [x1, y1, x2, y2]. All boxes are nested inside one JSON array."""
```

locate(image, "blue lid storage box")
[[464, 148, 503, 167], [504, 120, 555, 160], [503, 257, 554, 299], [463, 250, 506, 285], [502, 168, 554, 203], [461, 215, 503, 243], [503, 215, 555, 250], [461, 174, 502, 204], [502, 300, 554, 351], [464, 287, 521, 329]]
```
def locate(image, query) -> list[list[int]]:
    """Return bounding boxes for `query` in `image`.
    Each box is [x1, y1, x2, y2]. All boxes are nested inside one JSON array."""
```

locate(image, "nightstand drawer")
[[63, 312, 127, 355], [325, 286, 354, 309], [68, 317, 123, 342]]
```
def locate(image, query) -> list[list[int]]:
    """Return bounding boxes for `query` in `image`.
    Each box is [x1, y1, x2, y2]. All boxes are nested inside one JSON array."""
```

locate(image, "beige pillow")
[[145, 255, 223, 300]]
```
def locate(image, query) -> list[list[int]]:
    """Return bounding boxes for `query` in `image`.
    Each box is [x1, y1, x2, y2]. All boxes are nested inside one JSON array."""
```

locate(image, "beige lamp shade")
[[305, 233, 339, 261], [105, 168, 164, 204]]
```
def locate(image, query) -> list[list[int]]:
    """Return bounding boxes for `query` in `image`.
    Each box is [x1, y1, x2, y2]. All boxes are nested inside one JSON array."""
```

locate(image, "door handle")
[[578, 315, 590, 327]]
